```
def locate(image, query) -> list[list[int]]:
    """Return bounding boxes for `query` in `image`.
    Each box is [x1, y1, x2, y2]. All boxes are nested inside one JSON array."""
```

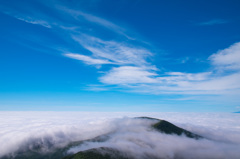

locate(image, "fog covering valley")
[[0, 112, 240, 159]]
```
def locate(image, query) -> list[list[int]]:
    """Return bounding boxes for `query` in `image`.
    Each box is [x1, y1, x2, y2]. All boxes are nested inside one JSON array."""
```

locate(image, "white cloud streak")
[[98, 42, 240, 96], [64, 53, 112, 65], [2, 0, 240, 97], [15, 16, 52, 28], [100, 66, 158, 84], [69, 34, 153, 67], [198, 19, 228, 26], [1, 112, 240, 159], [209, 42, 240, 70], [1, 1, 53, 29], [60, 7, 133, 39]]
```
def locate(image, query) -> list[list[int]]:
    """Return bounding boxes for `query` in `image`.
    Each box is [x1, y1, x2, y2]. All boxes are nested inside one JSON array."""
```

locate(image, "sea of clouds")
[[0, 112, 240, 159]]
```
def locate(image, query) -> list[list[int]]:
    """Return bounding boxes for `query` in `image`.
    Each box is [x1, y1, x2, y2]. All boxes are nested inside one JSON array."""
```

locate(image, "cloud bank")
[[1, 112, 240, 159]]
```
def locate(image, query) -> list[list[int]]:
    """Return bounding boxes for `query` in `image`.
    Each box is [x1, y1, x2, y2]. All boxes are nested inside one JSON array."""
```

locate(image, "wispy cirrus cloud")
[[100, 66, 158, 85], [0, 1, 54, 28], [62, 8, 125, 34], [15, 16, 52, 28], [64, 53, 113, 65], [198, 19, 228, 26], [209, 42, 240, 70], [68, 34, 153, 67], [2, 9, 52, 28], [1, 0, 240, 99], [97, 42, 240, 96]]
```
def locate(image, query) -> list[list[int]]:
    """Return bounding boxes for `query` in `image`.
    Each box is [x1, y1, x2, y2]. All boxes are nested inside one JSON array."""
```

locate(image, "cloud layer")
[[1, 112, 240, 159]]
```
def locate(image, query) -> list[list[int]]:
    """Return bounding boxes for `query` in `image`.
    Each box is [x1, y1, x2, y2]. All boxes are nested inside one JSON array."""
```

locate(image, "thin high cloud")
[[0, 1, 54, 28], [2, 9, 52, 28], [1, 0, 240, 98], [60, 7, 132, 39], [69, 34, 153, 66], [98, 42, 240, 96], [1, 112, 240, 159], [14, 16, 51, 28], [2, 1, 148, 66], [100, 66, 158, 84], [209, 42, 240, 70], [64, 53, 113, 65], [198, 19, 228, 26]]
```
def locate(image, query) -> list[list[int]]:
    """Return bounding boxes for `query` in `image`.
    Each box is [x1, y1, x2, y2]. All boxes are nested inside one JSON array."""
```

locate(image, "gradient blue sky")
[[1, 0, 240, 112]]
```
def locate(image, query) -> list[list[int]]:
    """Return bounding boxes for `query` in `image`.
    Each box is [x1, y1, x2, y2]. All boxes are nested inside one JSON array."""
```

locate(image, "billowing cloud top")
[[0, 112, 240, 159]]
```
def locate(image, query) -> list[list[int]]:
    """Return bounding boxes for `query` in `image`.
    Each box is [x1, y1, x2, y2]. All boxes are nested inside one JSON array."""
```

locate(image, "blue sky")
[[0, 0, 240, 112]]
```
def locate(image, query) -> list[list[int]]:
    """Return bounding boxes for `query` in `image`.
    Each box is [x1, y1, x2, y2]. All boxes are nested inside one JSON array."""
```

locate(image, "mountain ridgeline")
[[2, 117, 203, 159]]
